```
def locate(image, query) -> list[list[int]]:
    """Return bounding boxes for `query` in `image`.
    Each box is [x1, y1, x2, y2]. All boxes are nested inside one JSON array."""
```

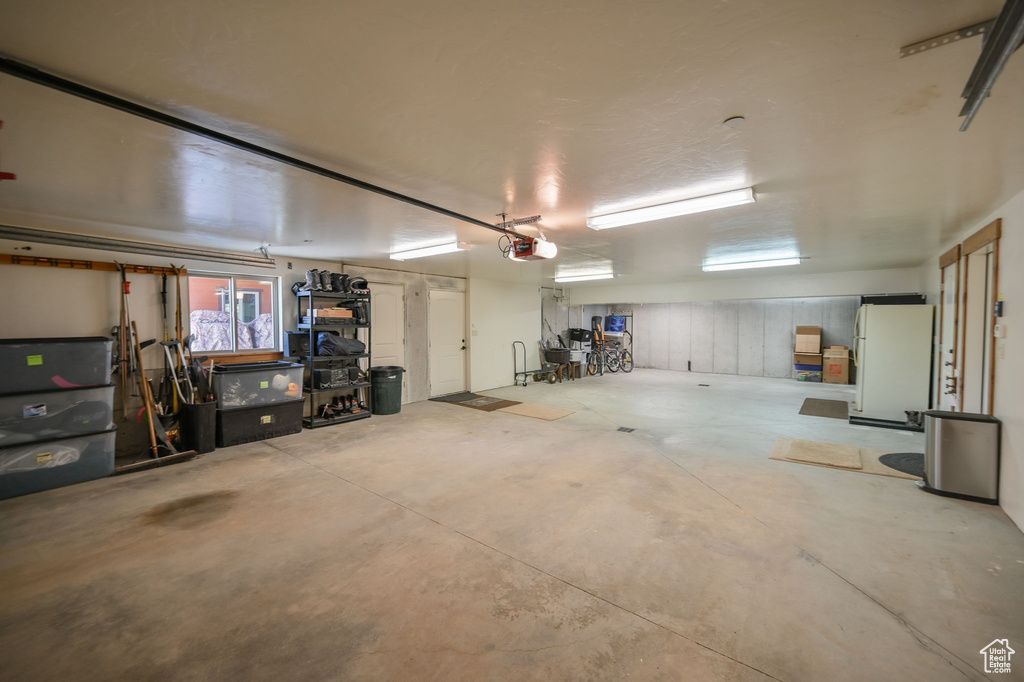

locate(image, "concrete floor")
[[1, 370, 1022, 681]]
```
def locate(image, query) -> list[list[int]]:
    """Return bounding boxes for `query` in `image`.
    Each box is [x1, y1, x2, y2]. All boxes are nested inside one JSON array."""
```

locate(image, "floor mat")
[[498, 403, 575, 421], [456, 397, 522, 412], [783, 439, 862, 469], [878, 452, 926, 479], [770, 438, 920, 480], [429, 392, 479, 403], [799, 398, 850, 420]]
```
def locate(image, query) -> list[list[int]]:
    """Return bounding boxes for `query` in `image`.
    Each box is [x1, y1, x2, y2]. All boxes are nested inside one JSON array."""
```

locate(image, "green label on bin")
[[260, 415, 273, 424], [259, 380, 269, 389], [26, 355, 43, 366]]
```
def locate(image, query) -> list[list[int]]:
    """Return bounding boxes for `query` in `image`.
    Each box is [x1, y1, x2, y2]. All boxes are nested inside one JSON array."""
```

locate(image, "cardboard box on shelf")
[[308, 307, 354, 319], [823, 346, 850, 384], [793, 353, 823, 366], [795, 326, 822, 353]]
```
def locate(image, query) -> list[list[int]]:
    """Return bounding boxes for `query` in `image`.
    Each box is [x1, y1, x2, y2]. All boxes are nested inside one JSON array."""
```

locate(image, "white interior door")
[[428, 289, 467, 397], [370, 282, 407, 401], [938, 261, 959, 411]]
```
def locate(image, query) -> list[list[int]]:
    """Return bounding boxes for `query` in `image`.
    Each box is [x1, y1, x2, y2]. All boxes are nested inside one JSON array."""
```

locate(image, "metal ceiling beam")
[[0, 56, 529, 240], [899, 19, 995, 59], [959, 0, 1024, 130], [0, 224, 277, 268]]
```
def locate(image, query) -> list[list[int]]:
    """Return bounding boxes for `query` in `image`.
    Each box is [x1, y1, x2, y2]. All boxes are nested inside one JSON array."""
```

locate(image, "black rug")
[[879, 452, 925, 479], [429, 392, 479, 403], [799, 398, 849, 420]]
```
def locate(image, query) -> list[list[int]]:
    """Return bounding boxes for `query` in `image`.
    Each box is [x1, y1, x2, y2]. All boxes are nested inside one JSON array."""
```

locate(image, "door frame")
[[958, 218, 1001, 415], [937, 244, 960, 410], [427, 287, 468, 397]]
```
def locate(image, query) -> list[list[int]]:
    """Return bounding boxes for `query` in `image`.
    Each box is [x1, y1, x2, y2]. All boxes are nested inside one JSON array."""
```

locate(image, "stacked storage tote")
[[0, 337, 116, 499]]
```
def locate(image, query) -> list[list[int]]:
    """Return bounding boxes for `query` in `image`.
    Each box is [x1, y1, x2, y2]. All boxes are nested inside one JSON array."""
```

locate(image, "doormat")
[[498, 403, 574, 421], [429, 392, 479, 403], [878, 452, 925, 479], [769, 438, 920, 480], [799, 398, 850, 420], [456, 397, 522, 412]]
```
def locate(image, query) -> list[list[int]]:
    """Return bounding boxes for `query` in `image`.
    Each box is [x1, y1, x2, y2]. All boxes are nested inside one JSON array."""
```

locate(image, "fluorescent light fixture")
[[702, 257, 801, 272], [554, 273, 615, 283], [587, 187, 755, 230], [390, 242, 470, 261]]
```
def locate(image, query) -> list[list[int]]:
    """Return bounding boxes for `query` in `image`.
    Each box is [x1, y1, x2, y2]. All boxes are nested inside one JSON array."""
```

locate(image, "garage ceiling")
[[0, 0, 1022, 285]]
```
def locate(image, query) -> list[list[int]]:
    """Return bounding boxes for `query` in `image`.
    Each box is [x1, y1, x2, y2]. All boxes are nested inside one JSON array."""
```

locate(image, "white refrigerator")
[[851, 304, 934, 424]]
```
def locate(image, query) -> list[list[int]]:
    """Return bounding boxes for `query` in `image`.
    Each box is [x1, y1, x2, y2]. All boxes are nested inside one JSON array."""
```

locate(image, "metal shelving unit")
[[291, 290, 372, 428]]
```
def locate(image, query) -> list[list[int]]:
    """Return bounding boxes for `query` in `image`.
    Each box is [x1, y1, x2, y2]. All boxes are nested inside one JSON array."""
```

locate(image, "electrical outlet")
[[997, 342, 1005, 360]]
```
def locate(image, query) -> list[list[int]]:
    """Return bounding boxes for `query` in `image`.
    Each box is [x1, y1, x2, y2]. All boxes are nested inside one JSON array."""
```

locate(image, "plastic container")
[[211, 361, 303, 408], [180, 401, 217, 454], [215, 400, 303, 447], [569, 350, 586, 363], [569, 328, 593, 343], [0, 428, 116, 500], [0, 337, 113, 394], [0, 385, 114, 447], [369, 366, 405, 415]]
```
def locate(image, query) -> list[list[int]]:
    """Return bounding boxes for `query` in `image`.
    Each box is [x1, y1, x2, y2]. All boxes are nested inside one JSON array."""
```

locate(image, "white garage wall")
[[567, 266, 923, 306], [614, 296, 860, 379], [468, 278, 542, 392], [920, 187, 1024, 534]]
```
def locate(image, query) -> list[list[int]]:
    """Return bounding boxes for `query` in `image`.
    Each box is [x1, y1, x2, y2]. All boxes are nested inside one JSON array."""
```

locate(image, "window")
[[187, 274, 279, 353]]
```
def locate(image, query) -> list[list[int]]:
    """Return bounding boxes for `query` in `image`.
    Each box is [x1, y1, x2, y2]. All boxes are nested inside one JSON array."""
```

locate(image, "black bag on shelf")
[[317, 332, 366, 356]]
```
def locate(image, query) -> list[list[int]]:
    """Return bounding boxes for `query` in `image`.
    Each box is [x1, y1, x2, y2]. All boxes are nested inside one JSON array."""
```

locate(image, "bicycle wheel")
[[586, 353, 598, 375], [620, 350, 634, 373], [605, 350, 620, 373]]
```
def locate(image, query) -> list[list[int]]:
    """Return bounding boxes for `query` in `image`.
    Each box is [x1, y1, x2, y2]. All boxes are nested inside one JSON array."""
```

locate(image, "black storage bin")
[[211, 361, 304, 408], [180, 401, 217, 454], [569, 328, 593, 343], [0, 337, 113, 394], [0, 385, 114, 446], [0, 428, 116, 500], [215, 400, 303, 447], [545, 348, 571, 364]]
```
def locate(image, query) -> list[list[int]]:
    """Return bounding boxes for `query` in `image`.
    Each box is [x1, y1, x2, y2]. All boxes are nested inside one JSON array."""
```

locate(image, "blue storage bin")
[[0, 385, 114, 447], [0, 337, 113, 394], [0, 428, 116, 499]]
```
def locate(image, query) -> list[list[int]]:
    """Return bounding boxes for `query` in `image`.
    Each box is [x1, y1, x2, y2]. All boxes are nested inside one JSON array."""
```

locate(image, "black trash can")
[[369, 366, 405, 415], [180, 401, 217, 454]]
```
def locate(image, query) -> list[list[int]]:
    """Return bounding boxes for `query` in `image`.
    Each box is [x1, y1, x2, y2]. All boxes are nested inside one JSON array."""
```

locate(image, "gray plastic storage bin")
[[0, 337, 113, 394], [211, 361, 304, 408], [0, 427, 116, 499], [0, 385, 114, 447]]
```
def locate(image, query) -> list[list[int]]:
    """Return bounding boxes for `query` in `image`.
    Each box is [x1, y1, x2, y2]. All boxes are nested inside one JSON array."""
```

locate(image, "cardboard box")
[[793, 353, 823, 366], [308, 307, 354, 319], [823, 346, 850, 384], [795, 326, 822, 353]]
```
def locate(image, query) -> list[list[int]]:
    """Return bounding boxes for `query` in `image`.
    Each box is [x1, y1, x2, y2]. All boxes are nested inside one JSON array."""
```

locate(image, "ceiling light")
[[554, 273, 615, 283], [702, 257, 801, 272], [390, 242, 470, 261], [587, 188, 755, 230]]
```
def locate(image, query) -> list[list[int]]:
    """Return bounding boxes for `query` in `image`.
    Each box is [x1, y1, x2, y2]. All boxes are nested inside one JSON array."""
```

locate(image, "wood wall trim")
[[938, 244, 960, 269], [963, 218, 1002, 255], [989, 238, 1000, 414], [0, 254, 187, 276], [204, 351, 284, 365]]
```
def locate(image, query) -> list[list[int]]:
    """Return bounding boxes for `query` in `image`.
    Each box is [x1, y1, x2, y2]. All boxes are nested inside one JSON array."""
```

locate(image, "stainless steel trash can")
[[919, 410, 1000, 504]]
